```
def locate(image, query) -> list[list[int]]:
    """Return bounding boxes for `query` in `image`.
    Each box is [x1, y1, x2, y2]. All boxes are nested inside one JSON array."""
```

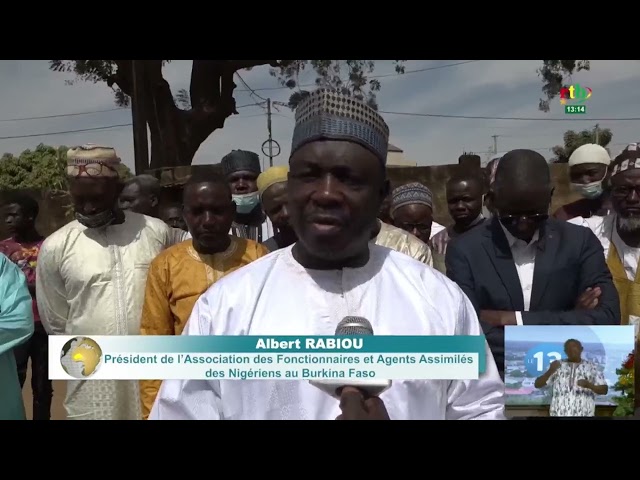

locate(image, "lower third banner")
[[48, 335, 486, 381]]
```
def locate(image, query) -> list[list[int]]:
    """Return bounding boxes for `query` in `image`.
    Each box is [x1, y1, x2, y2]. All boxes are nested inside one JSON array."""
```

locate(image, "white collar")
[[499, 221, 540, 248]]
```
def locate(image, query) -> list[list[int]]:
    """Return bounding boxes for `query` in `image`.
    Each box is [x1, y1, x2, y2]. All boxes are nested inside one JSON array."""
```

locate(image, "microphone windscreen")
[[335, 316, 374, 336]]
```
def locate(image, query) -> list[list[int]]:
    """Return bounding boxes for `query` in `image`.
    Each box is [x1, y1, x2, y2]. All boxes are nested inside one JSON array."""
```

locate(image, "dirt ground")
[[21, 361, 66, 420]]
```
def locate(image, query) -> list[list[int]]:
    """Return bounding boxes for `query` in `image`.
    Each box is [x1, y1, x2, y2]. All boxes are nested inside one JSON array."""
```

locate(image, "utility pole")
[[267, 98, 274, 167], [594, 124, 600, 144], [491, 135, 499, 155], [260, 98, 281, 168], [131, 60, 149, 175]]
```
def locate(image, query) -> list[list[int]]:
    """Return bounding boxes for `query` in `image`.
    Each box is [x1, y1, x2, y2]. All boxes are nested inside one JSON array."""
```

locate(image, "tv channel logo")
[[560, 84, 592, 105], [524, 343, 567, 377]]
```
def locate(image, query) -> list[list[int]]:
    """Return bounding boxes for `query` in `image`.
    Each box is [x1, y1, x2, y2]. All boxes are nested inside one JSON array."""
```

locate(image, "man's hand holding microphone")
[[309, 316, 392, 420], [336, 386, 390, 420]]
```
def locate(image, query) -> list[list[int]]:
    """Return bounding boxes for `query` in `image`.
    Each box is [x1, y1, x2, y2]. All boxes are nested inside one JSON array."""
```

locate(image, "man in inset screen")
[[534, 339, 608, 417]]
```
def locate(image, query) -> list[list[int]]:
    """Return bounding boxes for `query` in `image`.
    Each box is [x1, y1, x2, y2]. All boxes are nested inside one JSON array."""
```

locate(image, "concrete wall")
[[0, 162, 580, 237], [0, 189, 73, 239], [387, 163, 578, 226], [387, 150, 417, 167]]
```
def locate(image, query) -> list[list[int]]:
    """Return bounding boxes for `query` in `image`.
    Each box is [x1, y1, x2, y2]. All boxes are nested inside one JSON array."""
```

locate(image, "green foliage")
[[51, 60, 407, 112], [269, 60, 406, 110], [48, 60, 287, 169], [174, 88, 191, 110], [0, 143, 133, 190], [50, 60, 171, 107], [612, 352, 634, 417], [551, 128, 612, 163], [538, 60, 591, 112], [0, 144, 68, 190], [49, 60, 271, 111]]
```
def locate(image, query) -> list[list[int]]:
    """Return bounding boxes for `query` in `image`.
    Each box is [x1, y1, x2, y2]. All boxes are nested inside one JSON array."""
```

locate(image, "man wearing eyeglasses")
[[569, 144, 640, 340], [36, 144, 179, 420], [446, 149, 620, 378]]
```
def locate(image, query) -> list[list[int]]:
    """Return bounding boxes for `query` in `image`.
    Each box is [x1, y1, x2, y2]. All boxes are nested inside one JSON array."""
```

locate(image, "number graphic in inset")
[[524, 344, 566, 377]]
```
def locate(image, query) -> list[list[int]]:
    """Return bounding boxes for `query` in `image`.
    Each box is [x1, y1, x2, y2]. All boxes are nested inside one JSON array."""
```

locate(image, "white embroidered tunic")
[[150, 244, 505, 420], [36, 211, 175, 420]]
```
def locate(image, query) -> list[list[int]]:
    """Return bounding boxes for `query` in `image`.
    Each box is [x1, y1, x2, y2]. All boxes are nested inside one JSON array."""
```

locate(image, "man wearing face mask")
[[569, 144, 640, 339], [446, 149, 619, 378], [221, 150, 274, 243], [36, 144, 177, 420], [553, 143, 611, 221]]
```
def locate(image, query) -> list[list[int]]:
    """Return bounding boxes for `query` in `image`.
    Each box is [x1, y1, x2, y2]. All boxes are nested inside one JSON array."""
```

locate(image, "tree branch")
[[227, 60, 282, 71], [143, 60, 179, 111], [110, 60, 134, 96], [187, 61, 241, 146], [189, 60, 222, 111]]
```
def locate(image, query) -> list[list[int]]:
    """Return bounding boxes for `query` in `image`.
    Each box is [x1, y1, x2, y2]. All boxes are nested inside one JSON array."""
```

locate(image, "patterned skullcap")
[[66, 144, 121, 178], [221, 150, 261, 176], [390, 182, 433, 216], [257, 166, 289, 199], [610, 143, 640, 177], [291, 89, 390, 164]]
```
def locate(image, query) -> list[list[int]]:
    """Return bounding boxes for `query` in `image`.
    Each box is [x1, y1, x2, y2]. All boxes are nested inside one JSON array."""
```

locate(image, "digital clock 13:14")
[[565, 105, 587, 114]]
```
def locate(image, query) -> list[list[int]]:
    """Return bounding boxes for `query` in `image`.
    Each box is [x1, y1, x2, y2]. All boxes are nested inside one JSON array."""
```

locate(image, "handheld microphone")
[[309, 316, 392, 399]]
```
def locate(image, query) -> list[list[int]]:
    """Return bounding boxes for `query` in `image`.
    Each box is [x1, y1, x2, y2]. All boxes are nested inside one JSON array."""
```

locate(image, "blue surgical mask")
[[232, 192, 260, 214], [570, 180, 603, 200]]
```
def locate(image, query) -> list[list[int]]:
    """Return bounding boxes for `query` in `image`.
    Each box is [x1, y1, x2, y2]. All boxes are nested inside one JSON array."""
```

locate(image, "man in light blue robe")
[[0, 253, 34, 420]]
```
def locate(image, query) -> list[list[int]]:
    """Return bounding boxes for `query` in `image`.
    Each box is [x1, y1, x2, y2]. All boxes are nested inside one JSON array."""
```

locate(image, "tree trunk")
[[140, 60, 196, 169], [113, 60, 282, 171], [146, 107, 197, 170]]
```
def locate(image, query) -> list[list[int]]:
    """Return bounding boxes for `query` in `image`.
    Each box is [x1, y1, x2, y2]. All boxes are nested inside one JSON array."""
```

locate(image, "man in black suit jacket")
[[446, 149, 620, 378]]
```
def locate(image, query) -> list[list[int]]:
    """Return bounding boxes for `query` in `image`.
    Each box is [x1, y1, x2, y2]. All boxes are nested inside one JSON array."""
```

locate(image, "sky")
[[505, 325, 635, 346], [1, 59, 639, 172]]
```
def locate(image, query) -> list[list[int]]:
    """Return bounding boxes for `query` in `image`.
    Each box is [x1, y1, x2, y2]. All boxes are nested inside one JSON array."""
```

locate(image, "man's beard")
[[617, 216, 640, 232], [75, 209, 116, 229]]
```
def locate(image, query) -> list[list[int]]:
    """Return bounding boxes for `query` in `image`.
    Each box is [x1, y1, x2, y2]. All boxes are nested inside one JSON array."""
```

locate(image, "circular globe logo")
[[60, 337, 103, 379]]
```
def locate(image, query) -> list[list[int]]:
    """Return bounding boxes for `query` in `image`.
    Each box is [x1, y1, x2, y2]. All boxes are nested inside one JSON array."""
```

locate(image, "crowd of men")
[[0, 88, 638, 420]]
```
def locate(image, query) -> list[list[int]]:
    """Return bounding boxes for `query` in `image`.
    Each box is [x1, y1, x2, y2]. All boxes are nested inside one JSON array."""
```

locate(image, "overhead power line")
[[3, 109, 639, 141], [236, 73, 268, 102], [236, 60, 481, 92], [6, 103, 640, 126], [5, 89, 640, 138], [0, 111, 272, 140], [378, 111, 640, 122], [0, 123, 132, 140], [0, 62, 475, 123], [0, 102, 262, 123], [0, 108, 123, 123]]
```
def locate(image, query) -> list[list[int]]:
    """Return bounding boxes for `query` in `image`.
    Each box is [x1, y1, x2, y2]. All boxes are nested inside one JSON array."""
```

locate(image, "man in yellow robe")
[[259, 166, 296, 252], [140, 173, 268, 418]]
